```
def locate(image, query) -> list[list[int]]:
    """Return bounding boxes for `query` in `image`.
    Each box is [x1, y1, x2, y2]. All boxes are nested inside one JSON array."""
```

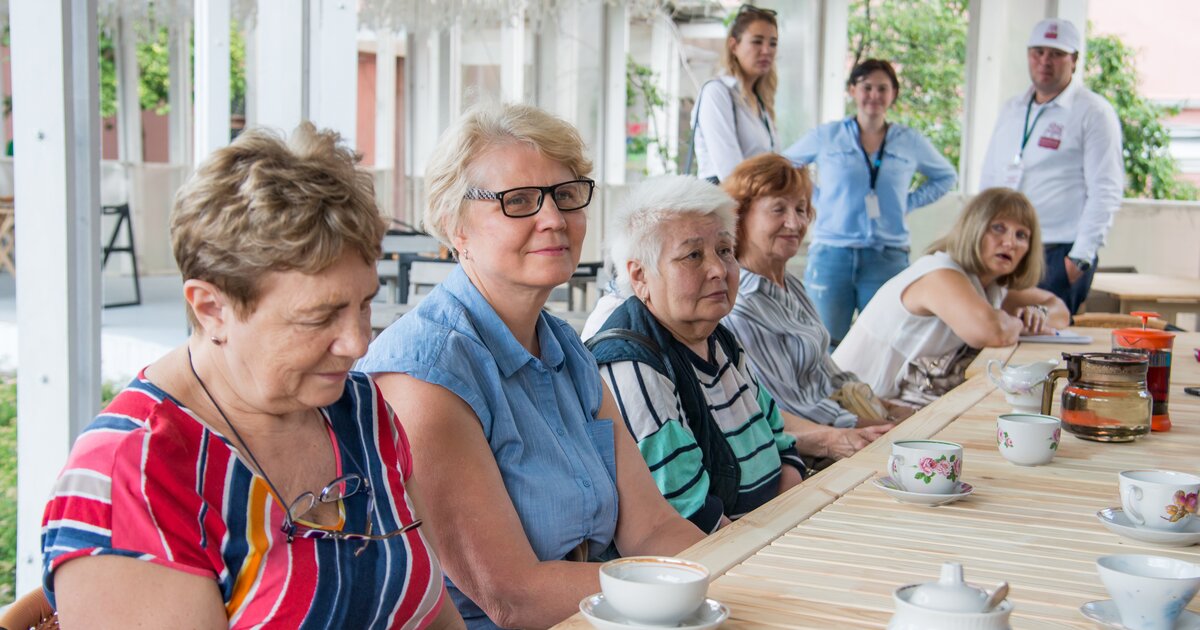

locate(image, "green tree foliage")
[[99, 24, 247, 119], [1084, 33, 1196, 200], [0, 377, 14, 605], [847, 0, 968, 170]]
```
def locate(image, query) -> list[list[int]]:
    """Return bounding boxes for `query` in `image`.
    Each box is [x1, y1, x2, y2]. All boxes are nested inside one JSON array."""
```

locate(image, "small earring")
[[461, 249, 470, 261], [211, 336, 224, 346]]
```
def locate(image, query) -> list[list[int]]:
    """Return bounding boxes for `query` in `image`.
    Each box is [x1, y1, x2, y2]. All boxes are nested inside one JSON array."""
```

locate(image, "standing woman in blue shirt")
[[783, 59, 956, 344], [691, 4, 780, 183]]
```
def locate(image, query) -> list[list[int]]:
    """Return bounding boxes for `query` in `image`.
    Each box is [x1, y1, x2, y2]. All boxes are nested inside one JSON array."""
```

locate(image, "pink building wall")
[[1089, 0, 1200, 101]]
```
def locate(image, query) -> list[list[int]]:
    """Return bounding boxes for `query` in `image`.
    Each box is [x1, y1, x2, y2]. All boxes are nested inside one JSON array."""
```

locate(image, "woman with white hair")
[[357, 103, 704, 629], [586, 176, 880, 532]]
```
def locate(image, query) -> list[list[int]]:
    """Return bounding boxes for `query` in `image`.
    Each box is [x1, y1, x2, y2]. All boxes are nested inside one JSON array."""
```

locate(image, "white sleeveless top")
[[831, 252, 1005, 398]]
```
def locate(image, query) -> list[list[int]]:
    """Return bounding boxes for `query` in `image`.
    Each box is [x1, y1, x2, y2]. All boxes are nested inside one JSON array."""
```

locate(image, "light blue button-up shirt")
[[357, 265, 619, 630], [783, 118, 957, 249]]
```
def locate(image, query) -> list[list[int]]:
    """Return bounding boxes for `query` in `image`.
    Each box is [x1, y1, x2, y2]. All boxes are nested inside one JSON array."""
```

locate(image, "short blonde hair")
[[608, 175, 738, 296], [171, 122, 385, 327], [423, 102, 593, 250], [927, 188, 1044, 290], [721, 153, 813, 259]]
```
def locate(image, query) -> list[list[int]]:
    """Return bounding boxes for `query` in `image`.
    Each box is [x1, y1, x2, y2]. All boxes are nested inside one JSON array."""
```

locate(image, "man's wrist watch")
[[1069, 257, 1092, 272]]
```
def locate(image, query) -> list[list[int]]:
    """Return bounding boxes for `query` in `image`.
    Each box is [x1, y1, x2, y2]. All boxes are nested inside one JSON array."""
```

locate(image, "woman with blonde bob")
[[833, 188, 1069, 401], [690, 4, 780, 182], [358, 102, 704, 629], [41, 123, 462, 628]]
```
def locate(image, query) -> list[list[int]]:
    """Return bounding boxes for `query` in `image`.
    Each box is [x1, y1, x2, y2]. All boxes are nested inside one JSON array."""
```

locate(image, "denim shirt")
[[357, 265, 620, 629], [783, 118, 956, 249]]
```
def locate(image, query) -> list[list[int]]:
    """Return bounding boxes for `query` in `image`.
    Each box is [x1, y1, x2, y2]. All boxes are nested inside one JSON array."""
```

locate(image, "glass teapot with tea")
[[1040, 352, 1152, 442]]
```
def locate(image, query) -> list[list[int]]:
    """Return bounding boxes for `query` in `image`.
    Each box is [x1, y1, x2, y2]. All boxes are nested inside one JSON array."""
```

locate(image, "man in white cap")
[[980, 18, 1123, 315]]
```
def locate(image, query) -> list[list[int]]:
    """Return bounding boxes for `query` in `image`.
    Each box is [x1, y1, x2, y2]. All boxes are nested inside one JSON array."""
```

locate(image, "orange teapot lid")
[[1112, 311, 1174, 349]]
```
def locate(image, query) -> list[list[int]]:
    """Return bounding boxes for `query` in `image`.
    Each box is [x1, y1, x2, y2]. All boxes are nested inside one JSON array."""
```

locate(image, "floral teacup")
[[888, 440, 964, 494], [996, 413, 1061, 466], [1119, 470, 1200, 532]]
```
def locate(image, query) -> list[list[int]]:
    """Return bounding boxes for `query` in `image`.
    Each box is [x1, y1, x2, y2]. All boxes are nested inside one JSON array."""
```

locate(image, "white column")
[[375, 30, 397, 218], [500, 9, 526, 103], [600, 3, 628, 187], [816, 0, 850, 126], [195, 0, 231, 163], [255, 0, 308, 132], [168, 19, 194, 165], [961, 0, 1051, 193], [116, 17, 144, 162], [447, 23, 463, 117], [11, 0, 102, 593], [770, 0, 817, 142], [308, 0, 358, 146], [647, 13, 679, 175]]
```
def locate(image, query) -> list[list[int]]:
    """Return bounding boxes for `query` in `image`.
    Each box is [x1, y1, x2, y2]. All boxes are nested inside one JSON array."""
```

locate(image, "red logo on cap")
[[1045, 24, 1059, 39]]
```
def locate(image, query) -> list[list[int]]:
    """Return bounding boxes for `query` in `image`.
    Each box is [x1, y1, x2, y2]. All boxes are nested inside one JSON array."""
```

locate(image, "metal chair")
[[100, 163, 141, 307]]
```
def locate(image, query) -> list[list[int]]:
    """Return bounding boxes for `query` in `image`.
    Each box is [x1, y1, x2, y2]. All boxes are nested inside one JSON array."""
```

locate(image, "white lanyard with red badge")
[[1004, 93, 1057, 189]]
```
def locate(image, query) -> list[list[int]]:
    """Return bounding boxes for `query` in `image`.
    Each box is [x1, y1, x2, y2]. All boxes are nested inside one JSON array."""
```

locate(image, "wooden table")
[[1091, 273, 1200, 325], [556, 330, 1200, 629]]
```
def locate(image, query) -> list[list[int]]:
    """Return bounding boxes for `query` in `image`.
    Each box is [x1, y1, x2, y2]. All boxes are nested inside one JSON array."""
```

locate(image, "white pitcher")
[[987, 359, 1059, 413]]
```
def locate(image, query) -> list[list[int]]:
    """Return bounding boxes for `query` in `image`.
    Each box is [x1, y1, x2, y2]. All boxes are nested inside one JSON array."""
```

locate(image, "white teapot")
[[888, 563, 1013, 630], [987, 359, 1059, 413]]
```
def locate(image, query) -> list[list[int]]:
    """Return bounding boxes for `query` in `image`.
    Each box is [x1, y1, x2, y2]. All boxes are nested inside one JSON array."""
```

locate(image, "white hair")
[[607, 175, 737, 296]]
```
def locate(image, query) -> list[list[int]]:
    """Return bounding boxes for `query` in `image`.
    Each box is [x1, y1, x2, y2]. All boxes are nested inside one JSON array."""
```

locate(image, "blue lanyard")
[[854, 119, 888, 191]]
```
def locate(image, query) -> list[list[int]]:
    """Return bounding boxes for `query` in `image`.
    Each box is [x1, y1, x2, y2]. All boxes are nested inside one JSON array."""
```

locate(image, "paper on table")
[[1018, 330, 1093, 344]]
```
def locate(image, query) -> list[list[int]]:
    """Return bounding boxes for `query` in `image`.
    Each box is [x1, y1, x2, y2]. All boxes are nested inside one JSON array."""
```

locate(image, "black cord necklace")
[[186, 346, 291, 508]]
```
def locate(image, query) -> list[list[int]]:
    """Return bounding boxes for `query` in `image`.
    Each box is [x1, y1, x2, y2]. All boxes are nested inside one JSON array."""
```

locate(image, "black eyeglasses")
[[737, 4, 778, 18], [464, 178, 595, 218]]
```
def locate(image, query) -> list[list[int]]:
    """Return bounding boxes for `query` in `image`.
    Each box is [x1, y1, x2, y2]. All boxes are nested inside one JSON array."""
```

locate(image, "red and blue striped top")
[[41, 371, 444, 628]]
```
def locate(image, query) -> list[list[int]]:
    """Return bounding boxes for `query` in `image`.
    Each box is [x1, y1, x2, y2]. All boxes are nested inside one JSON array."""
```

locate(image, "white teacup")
[[996, 414, 1061, 466], [599, 556, 709, 625], [1096, 554, 1200, 630], [888, 440, 964, 494], [1119, 470, 1200, 532], [987, 359, 1058, 412]]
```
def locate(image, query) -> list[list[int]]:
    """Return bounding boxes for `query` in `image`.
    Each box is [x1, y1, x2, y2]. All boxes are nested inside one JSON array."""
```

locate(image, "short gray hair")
[[423, 101, 592, 250], [607, 175, 737, 296]]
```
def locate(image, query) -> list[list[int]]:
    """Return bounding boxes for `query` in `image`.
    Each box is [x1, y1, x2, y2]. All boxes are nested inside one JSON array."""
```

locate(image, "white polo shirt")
[[980, 79, 1124, 262]]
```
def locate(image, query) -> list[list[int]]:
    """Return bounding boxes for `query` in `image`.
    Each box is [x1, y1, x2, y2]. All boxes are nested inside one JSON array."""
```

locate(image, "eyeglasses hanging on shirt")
[[1003, 92, 1061, 190], [854, 119, 887, 220]]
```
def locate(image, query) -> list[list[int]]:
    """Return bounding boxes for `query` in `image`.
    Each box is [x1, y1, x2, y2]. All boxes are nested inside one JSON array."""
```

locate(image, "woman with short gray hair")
[[585, 175, 805, 533]]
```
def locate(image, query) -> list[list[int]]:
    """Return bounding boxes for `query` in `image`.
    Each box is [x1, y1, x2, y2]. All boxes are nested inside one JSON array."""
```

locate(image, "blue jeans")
[[1039, 242, 1097, 316], [803, 243, 910, 345]]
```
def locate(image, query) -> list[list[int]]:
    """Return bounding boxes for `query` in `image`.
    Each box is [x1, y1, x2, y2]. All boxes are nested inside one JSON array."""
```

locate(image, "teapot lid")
[[905, 563, 989, 613], [1113, 311, 1175, 347]]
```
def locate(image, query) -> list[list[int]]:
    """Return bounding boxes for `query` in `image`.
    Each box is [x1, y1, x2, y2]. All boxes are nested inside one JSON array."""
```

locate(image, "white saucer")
[[1097, 507, 1200, 547], [872, 476, 974, 507], [1079, 599, 1200, 629], [579, 593, 729, 630]]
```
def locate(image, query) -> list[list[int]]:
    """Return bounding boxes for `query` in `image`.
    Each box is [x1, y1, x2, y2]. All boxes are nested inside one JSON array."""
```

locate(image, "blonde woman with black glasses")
[[360, 102, 704, 629], [689, 4, 780, 183], [41, 124, 463, 628]]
